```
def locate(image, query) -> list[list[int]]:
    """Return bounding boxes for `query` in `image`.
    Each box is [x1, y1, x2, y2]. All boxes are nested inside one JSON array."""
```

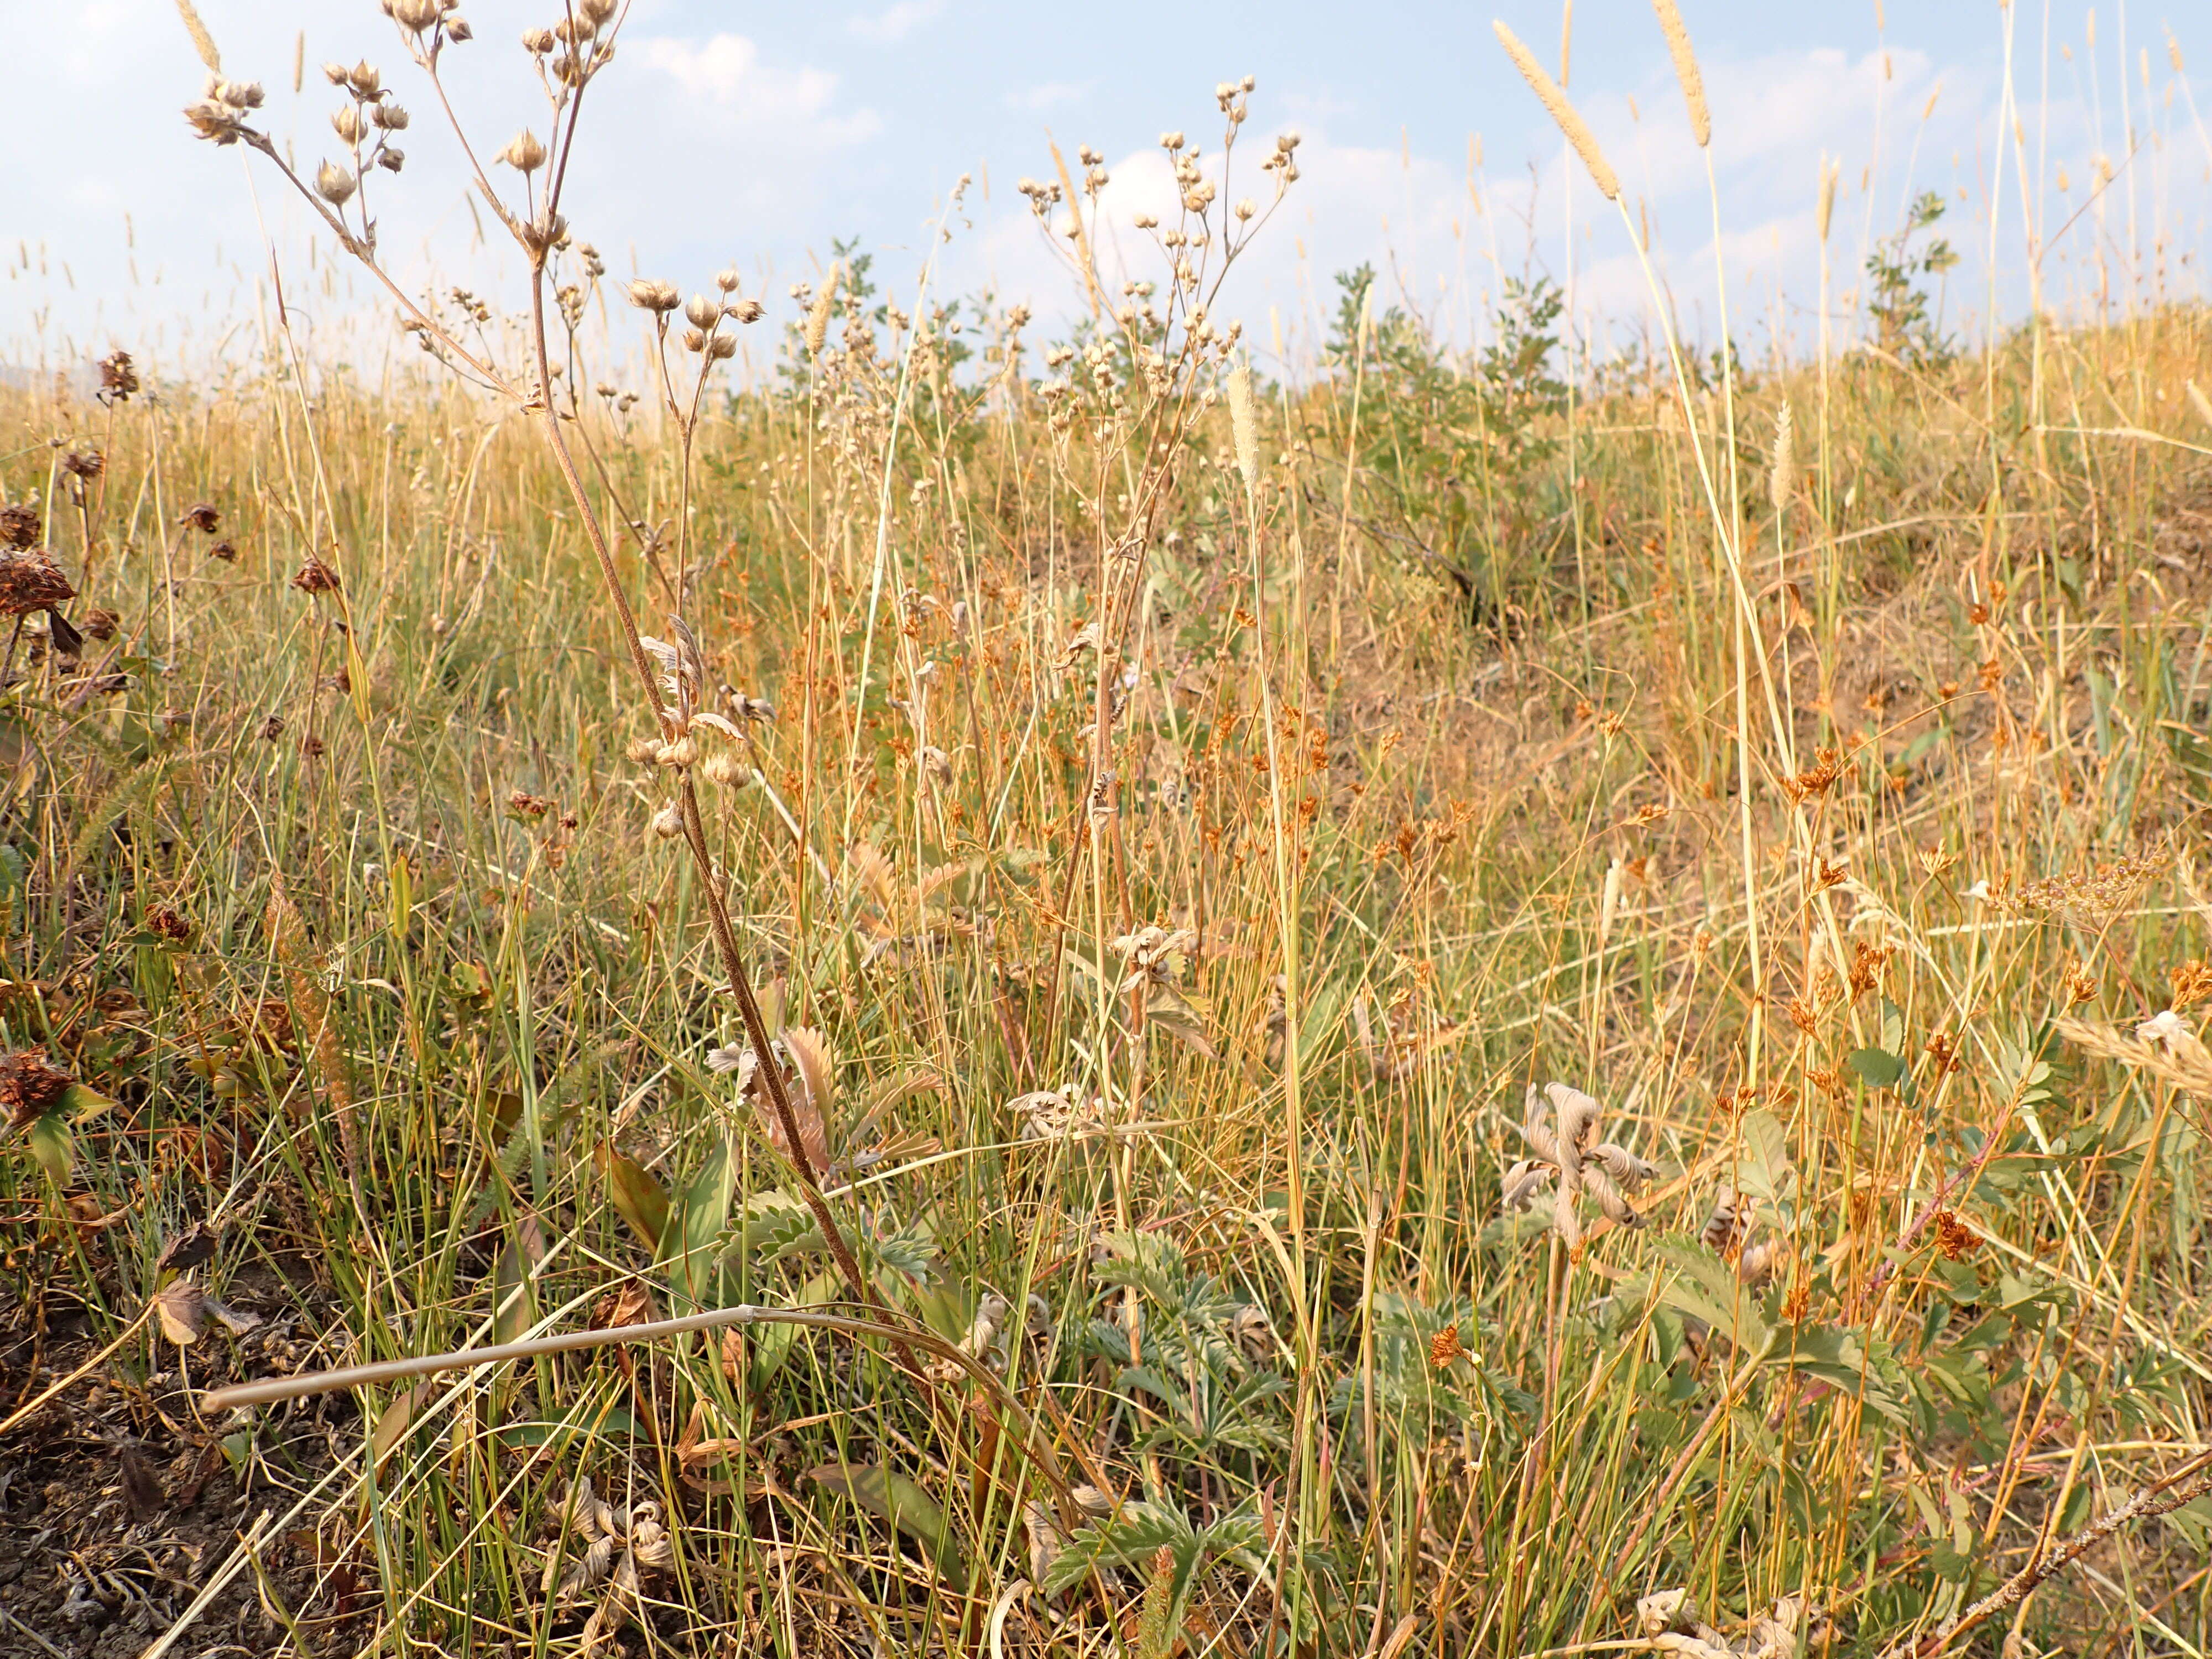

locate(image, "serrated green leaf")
[[1041, 1501, 1194, 1594], [1848, 1047, 1907, 1088], [1651, 1235, 1773, 1354]]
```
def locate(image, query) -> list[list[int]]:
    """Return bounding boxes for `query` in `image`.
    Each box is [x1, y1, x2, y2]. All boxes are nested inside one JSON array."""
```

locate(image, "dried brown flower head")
[[627, 278, 680, 314], [291, 555, 342, 595], [1429, 1323, 1466, 1370], [0, 504, 39, 550], [145, 905, 193, 943], [0, 547, 75, 618], [2169, 959, 2212, 1012], [82, 608, 119, 641], [259, 714, 286, 742], [3, 1051, 75, 1131], [208, 539, 239, 563], [300, 731, 327, 759], [98, 350, 140, 401], [1932, 1209, 1976, 1260], [508, 790, 552, 819], [180, 502, 221, 534], [62, 447, 106, 481]]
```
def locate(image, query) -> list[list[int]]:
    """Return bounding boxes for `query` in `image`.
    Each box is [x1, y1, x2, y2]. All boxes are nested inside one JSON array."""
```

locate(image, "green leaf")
[[1779, 1323, 1910, 1423], [1041, 1500, 1195, 1594], [807, 1463, 967, 1580], [1650, 1235, 1772, 1354], [27, 1109, 72, 1184], [1848, 1047, 1907, 1089], [748, 1269, 841, 1390], [492, 1237, 533, 1345], [1736, 1107, 1796, 1206], [599, 1146, 670, 1253], [661, 1135, 735, 1304]]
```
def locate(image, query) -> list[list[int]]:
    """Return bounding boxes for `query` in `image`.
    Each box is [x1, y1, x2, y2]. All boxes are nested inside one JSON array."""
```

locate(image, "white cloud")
[[637, 34, 854, 128], [846, 0, 943, 48], [1006, 80, 1088, 112]]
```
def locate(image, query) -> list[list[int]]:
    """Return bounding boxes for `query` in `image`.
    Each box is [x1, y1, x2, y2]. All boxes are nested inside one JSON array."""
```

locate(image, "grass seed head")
[[1652, 0, 1710, 147], [1494, 21, 1620, 201]]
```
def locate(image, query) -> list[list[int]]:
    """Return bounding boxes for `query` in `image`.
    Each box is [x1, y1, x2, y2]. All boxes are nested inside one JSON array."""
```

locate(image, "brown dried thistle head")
[[291, 555, 341, 595], [61, 447, 106, 482], [180, 502, 221, 534], [98, 349, 140, 401], [3, 1051, 76, 1131], [0, 548, 75, 618], [0, 504, 39, 550]]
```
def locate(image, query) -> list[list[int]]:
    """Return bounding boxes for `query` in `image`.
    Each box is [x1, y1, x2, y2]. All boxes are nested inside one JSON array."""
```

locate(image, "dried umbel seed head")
[[291, 555, 342, 594], [98, 350, 140, 400], [0, 504, 39, 549], [0, 548, 75, 618], [2, 1051, 75, 1131], [315, 160, 358, 206], [627, 278, 680, 314], [684, 293, 720, 330], [180, 502, 221, 534], [499, 129, 547, 173]]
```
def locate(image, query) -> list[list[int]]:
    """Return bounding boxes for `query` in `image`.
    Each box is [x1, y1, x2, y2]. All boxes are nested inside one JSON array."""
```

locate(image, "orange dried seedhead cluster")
[[1784, 747, 1844, 802], [1428, 1324, 1465, 1371], [2169, 958, 2212, 1011], [1932, 1209, 1978, 1261]]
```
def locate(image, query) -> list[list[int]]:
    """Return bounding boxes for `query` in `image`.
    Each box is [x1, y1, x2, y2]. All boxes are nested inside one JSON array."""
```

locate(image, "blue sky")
[[9, 1, 2209, 379]]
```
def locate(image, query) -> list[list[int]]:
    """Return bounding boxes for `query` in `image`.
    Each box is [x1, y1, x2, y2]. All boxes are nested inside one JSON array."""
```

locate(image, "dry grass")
[[3, 10, 2212, 1658]]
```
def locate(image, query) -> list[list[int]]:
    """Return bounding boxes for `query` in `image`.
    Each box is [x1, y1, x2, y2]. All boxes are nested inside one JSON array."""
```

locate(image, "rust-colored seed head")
[[1429, 1323, 1467, 1370], [291, 556, 342, 595], [260, 714, 286, 742], [146, 905, 193, 943], [180, 502, 221, 533], [0, 548, 76, 618], [2, 1051, 75, 1131], [62, 448, 106, 481], [0, 504, 39, 550], [208, 539, 239, 563]]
